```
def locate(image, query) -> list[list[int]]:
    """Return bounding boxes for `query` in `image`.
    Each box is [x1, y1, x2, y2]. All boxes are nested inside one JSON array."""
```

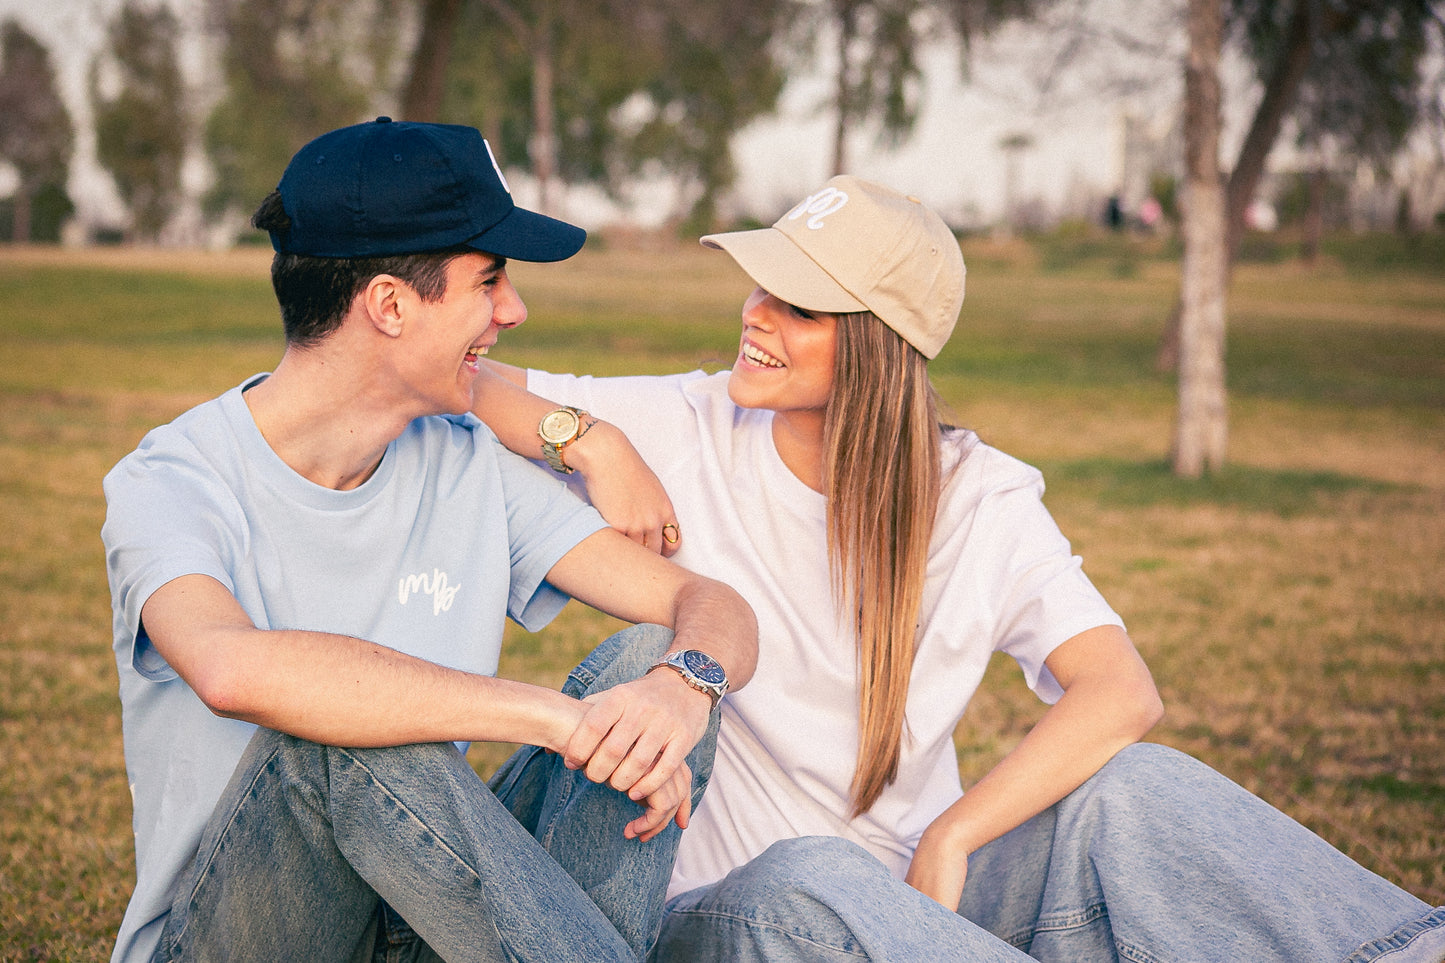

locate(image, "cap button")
[[375, 116, 392, 124]]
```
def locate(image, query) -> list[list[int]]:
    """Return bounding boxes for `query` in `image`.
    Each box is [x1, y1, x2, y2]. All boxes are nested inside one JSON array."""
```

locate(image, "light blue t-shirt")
[[101, 374, 606, 963]]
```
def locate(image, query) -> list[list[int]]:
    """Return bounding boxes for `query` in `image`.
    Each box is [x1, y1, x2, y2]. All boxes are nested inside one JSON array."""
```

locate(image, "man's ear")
[[361, 275, 406, 338]]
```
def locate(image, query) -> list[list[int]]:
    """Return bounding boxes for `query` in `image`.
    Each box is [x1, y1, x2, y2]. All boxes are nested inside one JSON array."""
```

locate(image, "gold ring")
[[662, 523, 680, 544]]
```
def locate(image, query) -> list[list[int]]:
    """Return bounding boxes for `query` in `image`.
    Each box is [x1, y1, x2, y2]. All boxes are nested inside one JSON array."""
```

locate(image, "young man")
[[102, 117, 757, 963]]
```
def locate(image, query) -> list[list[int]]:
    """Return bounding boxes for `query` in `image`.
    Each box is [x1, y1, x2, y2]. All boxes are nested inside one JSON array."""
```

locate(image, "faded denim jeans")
[[152, 624, 713, 963], [655, 743, 1445, 963]]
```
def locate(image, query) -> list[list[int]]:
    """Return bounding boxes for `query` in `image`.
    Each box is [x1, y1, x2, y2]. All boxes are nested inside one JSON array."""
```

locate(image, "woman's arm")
[[472, 361, 682, 556], [904, 624, 1163, 910]]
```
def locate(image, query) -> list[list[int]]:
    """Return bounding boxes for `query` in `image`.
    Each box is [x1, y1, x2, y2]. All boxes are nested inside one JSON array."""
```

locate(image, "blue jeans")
[[152, 624, 714, 963], [655, 743, 1445, 963]]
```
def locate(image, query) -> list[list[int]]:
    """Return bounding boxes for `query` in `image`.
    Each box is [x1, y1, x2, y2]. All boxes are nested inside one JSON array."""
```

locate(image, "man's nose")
[[492, 277, 528, 328]]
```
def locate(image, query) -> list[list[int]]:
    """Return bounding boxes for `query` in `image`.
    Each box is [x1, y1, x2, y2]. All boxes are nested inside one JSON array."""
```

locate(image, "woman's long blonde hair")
[[822, 310, 944, 817]]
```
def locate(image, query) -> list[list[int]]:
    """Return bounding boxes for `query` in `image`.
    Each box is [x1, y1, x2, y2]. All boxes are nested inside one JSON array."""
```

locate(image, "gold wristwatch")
[[538, 406, 594, 474]]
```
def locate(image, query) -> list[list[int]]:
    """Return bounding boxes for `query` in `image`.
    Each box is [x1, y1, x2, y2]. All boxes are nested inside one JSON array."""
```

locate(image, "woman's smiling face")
[[726, 287, 838, 417]]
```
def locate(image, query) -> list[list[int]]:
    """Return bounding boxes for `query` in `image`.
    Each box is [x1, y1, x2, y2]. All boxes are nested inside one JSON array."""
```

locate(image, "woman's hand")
[[904, 815, 970, 911], [469, 361, 683, 555], [904, 625, 1162, 911], [566, 421, 682, 557]]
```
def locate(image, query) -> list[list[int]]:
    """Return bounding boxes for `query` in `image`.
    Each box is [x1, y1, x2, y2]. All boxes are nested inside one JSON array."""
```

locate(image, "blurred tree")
[[0, 20, 73, 243], [401, 0, 462, 121], [817, 0, 924, 176], [1274, 166, 1348, 260], [203, 0, 407, 224], [1157, 0, 1445, 368], [815, 0, 1046, 175], [415, 0, 793, 231], [612, 0, 793, 233], [91, 3, 187, 243], [1230, 0, 1442, 254], [1173, 0, 1228, 477], [463, 0, 571, 216]]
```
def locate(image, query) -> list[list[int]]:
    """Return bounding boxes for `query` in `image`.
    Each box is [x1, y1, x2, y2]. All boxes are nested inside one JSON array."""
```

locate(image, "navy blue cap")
[[272, 117, 585, 262]]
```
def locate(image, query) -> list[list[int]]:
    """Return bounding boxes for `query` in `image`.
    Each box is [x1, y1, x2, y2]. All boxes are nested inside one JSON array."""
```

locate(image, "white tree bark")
[[1173, 0, 1229, 478]]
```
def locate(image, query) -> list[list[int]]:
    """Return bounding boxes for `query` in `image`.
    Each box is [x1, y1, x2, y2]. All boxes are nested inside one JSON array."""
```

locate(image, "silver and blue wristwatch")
[[650, 649, 729, 709]]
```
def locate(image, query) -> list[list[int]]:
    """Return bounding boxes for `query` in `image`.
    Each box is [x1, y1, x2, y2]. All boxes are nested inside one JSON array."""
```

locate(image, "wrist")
[[540, 691, 587, 753], [538, 406, 597, 474], [648, 648, 729, 710], [922, 808, 985, 859], [644, 663, 718, 713], [556, 418, 617, 475]]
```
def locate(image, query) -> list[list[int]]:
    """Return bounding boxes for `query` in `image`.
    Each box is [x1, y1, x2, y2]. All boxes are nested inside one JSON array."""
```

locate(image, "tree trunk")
[[528, 2, 558, 216], [477, 0, 557, 214], [1172, 0, 1228, 478], [400, 0, 461, 122], [1301, 165, 1327, 264], [1155, 0, 1317, 371], [11, 186, 31, 243], [830, 0, 859, 176], [1222, 0, 1316, 262]]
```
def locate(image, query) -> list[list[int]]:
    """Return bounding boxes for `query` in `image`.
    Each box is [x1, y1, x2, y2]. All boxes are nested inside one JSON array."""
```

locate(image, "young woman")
[[475, 177, 1444, 962]]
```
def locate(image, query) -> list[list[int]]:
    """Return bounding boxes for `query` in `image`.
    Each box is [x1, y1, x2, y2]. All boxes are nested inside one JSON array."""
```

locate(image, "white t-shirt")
[[102, 374, 606, 963], [527, 369, 1123, 900]]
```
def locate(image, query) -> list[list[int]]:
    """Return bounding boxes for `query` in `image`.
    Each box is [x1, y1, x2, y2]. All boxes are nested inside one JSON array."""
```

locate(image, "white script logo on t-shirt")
[[398, 569, 460, 615]]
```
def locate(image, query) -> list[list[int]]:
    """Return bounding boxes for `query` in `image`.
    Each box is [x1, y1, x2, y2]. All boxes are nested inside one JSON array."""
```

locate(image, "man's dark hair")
[[252, 191, 474, 347]]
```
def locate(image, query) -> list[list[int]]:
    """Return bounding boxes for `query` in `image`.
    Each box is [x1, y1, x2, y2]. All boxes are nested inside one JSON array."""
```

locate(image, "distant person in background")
[[1105, 194, 1124, 230], [474, 175, 1445, 962], [101, 118, 756, 963]]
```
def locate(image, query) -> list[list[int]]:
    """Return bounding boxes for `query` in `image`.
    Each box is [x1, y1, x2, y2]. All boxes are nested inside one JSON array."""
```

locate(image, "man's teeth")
[[466, 346, 488, 358], [743, 343, 783, 368]]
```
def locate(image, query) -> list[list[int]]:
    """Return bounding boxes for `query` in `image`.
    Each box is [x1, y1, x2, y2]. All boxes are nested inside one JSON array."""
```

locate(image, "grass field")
[[1, 236, 1442, 960]]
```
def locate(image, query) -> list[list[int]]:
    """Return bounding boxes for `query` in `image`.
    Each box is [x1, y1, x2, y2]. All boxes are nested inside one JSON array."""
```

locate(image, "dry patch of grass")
[[2, 243, 1441, 959]]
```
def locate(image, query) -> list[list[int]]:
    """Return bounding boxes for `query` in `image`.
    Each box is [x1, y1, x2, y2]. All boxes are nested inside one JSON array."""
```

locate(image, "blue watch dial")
[[682, 649, 726, 686]]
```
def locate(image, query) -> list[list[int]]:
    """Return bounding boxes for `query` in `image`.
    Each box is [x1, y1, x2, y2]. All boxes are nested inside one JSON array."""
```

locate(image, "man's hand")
[[561, 668, 713, 840]]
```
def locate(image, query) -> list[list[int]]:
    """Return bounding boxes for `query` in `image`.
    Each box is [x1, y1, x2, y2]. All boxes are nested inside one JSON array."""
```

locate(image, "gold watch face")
[[539, 408, 580, 444]]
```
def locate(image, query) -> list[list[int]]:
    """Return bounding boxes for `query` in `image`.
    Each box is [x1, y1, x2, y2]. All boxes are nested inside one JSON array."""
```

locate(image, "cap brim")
[[467, 206, 586, 262], [701, 228, 866, 313]]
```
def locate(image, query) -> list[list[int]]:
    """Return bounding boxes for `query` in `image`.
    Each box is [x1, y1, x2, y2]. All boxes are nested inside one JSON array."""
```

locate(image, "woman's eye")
[[789, 304, 814, 320]]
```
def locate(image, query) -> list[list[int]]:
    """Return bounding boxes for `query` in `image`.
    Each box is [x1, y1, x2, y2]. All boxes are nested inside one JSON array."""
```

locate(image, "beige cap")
[[701, 176, 965, 359]]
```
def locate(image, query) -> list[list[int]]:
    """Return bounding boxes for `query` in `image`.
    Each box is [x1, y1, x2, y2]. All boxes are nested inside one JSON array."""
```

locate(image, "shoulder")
[[526, 367, 741, 439], [105, 389, 241, 496], [940, 429, 1044, 499], [528, 368, 717, 406]]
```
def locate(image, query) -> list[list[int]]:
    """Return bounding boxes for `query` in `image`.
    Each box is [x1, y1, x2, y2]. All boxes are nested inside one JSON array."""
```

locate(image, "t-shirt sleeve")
[[525, 369, 710, 465], [490, 436, 608, 630], [961, 451, 1123, 704], [101, 441, 246, 682]]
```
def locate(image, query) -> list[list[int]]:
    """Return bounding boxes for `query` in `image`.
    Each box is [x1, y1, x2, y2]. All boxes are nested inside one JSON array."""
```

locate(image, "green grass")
[[1, 240, 1442, 959], [1042, 458, 1404, 517]]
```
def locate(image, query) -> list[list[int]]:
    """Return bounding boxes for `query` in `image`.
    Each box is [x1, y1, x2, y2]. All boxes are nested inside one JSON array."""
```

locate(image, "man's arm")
[[141, 573, 587, 751], [142, 529, 758, 843], [542, 527, 759, 840], [472, 361, 682, 556]]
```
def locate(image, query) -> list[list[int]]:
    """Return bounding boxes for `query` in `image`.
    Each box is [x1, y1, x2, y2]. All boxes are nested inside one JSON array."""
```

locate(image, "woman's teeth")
[[742, 342, 783, 368]]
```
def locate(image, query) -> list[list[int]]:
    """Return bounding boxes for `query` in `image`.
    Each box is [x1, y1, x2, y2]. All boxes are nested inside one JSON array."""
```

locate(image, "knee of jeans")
[[564, 623, 675, 697], [1098, 742, 1201, 789], [1069, 741, 1209, 824], [729, 837, 885, 910]]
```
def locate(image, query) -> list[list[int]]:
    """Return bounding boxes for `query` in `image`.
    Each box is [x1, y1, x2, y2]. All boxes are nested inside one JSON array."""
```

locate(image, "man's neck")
[[243, 347, 413, 491]]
